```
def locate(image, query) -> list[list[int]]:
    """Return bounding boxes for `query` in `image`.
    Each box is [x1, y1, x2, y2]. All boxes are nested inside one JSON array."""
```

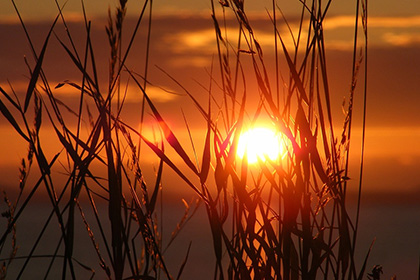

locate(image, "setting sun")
[[237, 126, 285, 164]]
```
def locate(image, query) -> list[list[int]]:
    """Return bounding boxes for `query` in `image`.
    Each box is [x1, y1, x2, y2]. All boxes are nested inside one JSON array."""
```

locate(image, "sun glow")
[[237, 126, 285, 164]]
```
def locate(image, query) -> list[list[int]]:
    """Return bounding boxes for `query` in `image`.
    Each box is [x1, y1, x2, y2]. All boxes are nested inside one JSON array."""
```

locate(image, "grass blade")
[[0, 85, 20, 110], [176, 241, 192, 280], [0, 98, 30, 142], [23, 14, 60, 113], [130, 72, 199, 175], [148, 158, 163, 215], [200, 113, 212, 185], [140, 134, 204, 201], [357, 238, 375, 280]]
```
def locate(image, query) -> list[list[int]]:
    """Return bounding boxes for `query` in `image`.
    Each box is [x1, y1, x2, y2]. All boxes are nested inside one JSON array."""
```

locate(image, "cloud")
[[0, 11, 88, 25], [0, 15, 21, 25], [322, 15, 420, 48], [383, 32, 420, 47], [162, 24, 310, 61], [209, 15, 420, 50], [160, 14, 420, 54], [53, 81, 180, 103], [323, 16, 358, 29], [365, 127, 420, 157], [369, 16, 420, 28], [324, 15, 420, 29], [125, 84, 180, 103], [163, 28, 217, 55], [0, 80, 178, 105]]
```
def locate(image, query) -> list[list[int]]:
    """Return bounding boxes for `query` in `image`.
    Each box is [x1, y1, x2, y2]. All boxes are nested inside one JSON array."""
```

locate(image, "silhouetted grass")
[[0, 0, 371, 279], [0, 0, 186, 279], [132, 0, 370, 279]]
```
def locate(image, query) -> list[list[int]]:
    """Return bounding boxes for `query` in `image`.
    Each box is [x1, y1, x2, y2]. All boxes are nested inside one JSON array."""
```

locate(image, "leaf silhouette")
[[24, 14, 60, 113], [0, 98, 29, 142], [129, 71, 199, 175]]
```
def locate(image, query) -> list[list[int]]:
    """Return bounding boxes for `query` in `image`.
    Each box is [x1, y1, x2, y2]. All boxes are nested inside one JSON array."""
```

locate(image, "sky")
[[1, 0, 420, 195], [2, 0, 420, 18], [0, 1, 420, 279]]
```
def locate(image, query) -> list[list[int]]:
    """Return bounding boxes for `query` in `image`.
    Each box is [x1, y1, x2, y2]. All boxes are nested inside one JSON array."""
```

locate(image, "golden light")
[[237, 126, 285, 164]]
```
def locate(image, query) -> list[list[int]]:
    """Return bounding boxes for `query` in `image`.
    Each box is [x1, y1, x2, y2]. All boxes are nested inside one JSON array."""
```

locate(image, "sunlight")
[[237, 125, 285, 164]]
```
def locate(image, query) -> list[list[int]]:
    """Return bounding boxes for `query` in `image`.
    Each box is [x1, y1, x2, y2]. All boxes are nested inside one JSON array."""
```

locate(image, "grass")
[[0, 0, 371, 279]]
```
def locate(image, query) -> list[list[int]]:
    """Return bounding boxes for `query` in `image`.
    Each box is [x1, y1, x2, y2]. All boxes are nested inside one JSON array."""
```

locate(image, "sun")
[[237, 125, 285, 164]]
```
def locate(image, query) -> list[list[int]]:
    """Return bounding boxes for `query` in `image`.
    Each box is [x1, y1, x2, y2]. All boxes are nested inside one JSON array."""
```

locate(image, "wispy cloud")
[[53, 82, 180, 103], [162, 14, 420, 57], [125, 84, 180, 103], [383, 32, 420, 46], [365, 127, 420, 166], [0, 12, 87, 25], [322, 15, 420, 48], [0, 80, 178, 105], [163, 28, 216, 54], [324, 15, 420, 29], [0, 15, 21, 25], [163, 24, 307, 60], [369, 16, 420, 28]]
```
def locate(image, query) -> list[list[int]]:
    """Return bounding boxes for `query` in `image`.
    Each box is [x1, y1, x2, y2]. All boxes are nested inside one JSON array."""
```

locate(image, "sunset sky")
[[1, 0, 420, 196], [1, 1, 420, 279]]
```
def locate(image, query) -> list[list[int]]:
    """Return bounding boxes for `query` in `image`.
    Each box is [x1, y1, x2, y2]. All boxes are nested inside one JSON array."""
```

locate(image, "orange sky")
[[1, 2, 420, 279], [1, 0, 420, 196]]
